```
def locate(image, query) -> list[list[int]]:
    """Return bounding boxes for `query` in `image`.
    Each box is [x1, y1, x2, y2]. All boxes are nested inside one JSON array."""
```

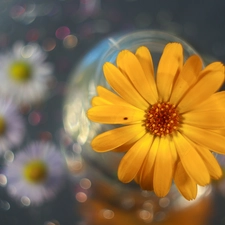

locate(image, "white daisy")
[[0, 42, 53, 105], [0, 98, 25, 154], [4, 141, 66, 205]]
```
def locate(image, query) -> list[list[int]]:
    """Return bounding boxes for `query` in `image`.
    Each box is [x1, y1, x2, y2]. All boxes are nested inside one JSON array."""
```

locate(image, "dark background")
[[1, 0, 225, 224]]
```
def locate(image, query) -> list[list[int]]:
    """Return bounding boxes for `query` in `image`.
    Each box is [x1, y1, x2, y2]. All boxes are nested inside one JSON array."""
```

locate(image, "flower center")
[[145, 102, 179, 137], [0, 116, 6, 135], [23, 160, 48, 184], [9, 61, 32, 82]]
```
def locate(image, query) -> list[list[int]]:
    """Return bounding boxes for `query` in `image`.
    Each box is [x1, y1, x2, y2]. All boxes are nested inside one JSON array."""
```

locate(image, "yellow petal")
[[156, 43, 183, 102], [180, 124, 225, 155], [182, 110, 225, 129], [153, 136, 174, 197], [174, 161, 197, 200], [103, 62, 149, 110], [118, 132, 154, 183], [169, 136, 178, 163], [173, 132, 210, 186], [198, 61, 225, 78], [91, 96, 111, 106], [87, 105, 145, 124], [170, 55, 203, 105], [96, 86, 137, 108], [134, 174, 142, 186], [116, 49, 157, 104], [194, 145, 222, 180], [114, 128, 146, 152], [191, 91, 225, 112], [137, 136, 160, 190], [135, 46, 154, 80], [178, 62, 224, 113], [211, 129, 225, 136], [135, 46, 158, 102], [91, 123, 146, 152], [136, 158, 154, 191]]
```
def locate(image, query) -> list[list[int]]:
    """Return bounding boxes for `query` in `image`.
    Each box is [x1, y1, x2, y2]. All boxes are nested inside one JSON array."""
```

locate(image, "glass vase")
[[62, 30, 212, 225]]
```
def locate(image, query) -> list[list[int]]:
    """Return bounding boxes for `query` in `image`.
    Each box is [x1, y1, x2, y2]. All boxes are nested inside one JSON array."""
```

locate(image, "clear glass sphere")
[[62, 30, 211, 225]]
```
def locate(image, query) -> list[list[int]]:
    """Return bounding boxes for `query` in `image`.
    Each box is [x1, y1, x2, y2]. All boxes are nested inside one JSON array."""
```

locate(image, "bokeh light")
[[55, 26, 70, 40], [42, 38, 56, 51], [75, 192, 87, 203], [0, 200, 10, 211], [21, 196, 31, 206], [101, 209, 114, 219], [0, 174, 7, 187], [28, 111, 42, 126], [79, 178, 91, 189], [63, 35, 78, 49]]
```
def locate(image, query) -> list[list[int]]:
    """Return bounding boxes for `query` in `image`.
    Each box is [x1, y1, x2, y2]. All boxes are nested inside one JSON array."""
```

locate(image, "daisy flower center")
[[9, 61, 32, 82], [0, 116, 6, 135], [23, 160, 48, 184], [145, 102, 179, 137]]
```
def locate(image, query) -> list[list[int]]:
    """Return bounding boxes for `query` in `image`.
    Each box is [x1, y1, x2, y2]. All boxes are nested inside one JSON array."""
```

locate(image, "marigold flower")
[[87, 43, 225, 200]]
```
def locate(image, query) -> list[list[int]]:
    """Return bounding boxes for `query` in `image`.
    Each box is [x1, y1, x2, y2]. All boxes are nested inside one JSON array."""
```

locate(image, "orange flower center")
[[145, 102, 180, 137]]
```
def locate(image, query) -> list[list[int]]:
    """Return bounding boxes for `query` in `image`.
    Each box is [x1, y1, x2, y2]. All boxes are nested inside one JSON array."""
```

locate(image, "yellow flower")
[[87, 43, 225, 200]]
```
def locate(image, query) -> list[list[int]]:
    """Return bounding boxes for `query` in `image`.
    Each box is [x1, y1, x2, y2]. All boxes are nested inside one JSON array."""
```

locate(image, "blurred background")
[[1, 0, 225, 224]]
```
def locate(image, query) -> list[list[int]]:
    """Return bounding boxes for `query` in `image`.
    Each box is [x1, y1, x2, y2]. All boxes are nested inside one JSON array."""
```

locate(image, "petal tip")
[[136, 46, 149, 52]]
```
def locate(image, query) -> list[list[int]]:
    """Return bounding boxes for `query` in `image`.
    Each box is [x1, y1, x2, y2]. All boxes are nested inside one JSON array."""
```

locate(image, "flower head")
[[0, 42, 53, 105], [87, 43, 225, 200], [0, 98, 25, 154], [4, 141, 66, 205]]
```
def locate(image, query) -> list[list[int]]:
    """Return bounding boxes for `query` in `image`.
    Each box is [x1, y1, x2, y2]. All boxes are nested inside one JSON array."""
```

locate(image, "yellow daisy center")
[[0, 116, 6, 135], [145, 102, 180, 137], [9, 61, 32, 82], [23, 160, 48, 184]]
